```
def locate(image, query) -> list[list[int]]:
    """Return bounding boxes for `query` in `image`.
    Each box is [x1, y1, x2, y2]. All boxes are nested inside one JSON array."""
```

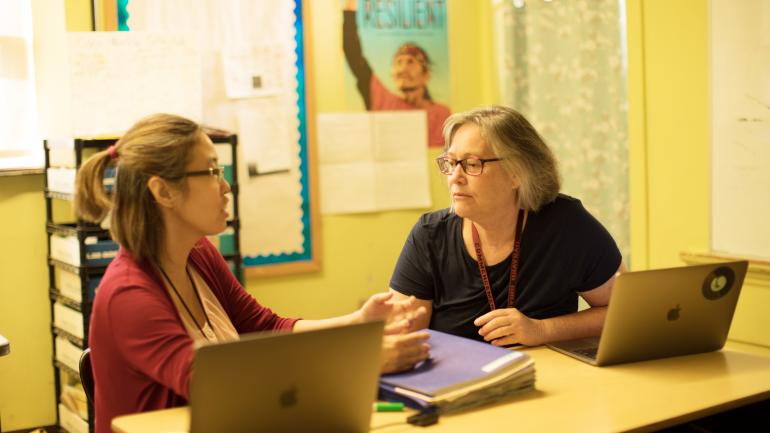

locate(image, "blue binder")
[[378, 330, 534, 410]]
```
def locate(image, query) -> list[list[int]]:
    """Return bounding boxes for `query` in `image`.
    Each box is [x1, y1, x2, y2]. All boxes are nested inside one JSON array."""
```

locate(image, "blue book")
[[379, 330, 535, 411]]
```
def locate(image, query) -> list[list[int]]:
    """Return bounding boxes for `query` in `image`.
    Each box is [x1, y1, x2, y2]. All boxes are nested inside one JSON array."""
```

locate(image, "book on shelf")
[[54, 302, 85, 339], [55, 336, 83, 373], [46, 167, 77, 194], [379, 330, 535, 413], [60, 382, 89, 422], [55, 265, 101, 303], [50, 232, 118, 267], [59, 403, 89, 433]]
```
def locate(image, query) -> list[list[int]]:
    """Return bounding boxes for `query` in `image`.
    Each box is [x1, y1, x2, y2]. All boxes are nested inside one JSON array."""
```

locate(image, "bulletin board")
[[108, 0, 320, 276], [709, 0, 770, 261]]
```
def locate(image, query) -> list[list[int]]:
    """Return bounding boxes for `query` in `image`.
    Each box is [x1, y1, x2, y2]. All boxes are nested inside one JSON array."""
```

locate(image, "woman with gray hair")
[[389, 105, 624, 347]]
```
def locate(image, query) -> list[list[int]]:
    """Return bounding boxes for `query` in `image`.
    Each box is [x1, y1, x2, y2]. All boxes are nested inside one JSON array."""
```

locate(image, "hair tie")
[[106, 145, 118, 160]]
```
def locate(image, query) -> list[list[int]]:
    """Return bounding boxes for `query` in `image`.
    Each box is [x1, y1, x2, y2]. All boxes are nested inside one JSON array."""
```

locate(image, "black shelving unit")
[[210, 134, 243, 282], [43, 133, 241, 433]]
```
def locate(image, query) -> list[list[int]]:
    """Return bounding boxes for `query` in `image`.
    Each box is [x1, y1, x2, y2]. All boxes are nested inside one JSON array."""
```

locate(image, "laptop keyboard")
[[573, 347, 598, 359]]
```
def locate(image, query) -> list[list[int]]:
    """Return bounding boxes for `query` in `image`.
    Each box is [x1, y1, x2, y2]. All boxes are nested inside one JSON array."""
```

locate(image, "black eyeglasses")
[[181, 167, 226, 182], [435, 156, 503, 176]]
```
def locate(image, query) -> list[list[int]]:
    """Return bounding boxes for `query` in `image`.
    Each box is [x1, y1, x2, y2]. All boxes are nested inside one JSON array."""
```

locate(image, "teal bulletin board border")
[[118, 0, 316, 269], [244, 0, 313, 267]]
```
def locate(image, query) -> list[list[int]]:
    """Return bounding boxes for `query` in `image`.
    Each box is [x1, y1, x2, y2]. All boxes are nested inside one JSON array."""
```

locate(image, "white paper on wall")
[[222, 43, 294, 99], [68, 32, 202, 137], [123, 0, 305, 259], [318, 111, 431, 214]]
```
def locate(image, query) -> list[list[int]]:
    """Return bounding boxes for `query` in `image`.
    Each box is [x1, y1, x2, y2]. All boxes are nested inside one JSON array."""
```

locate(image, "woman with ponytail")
[[77, 114, 429, 433]]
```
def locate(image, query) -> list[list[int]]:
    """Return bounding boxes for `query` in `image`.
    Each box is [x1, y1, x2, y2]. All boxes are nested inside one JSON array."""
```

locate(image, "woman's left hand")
[[357, 292, 426, 335], [474, 308, 546, 346]]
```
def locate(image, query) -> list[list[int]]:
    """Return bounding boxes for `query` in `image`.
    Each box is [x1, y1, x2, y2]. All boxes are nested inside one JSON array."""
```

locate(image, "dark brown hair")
[[394, 42, 432, 71], [75, 113, 203, 262]]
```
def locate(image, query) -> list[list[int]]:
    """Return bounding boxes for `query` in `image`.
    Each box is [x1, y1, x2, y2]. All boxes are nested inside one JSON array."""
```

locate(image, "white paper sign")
[[318, 111, 431, 214], [68, 32, 202, 137]]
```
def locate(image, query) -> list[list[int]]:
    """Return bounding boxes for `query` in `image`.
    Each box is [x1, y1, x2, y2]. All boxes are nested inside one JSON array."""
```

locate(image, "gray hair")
[[442, 105, 561, 211]]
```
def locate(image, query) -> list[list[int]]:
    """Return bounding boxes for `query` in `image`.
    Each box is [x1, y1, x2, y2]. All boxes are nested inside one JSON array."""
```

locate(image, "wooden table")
[[113, 341, 770, 433]]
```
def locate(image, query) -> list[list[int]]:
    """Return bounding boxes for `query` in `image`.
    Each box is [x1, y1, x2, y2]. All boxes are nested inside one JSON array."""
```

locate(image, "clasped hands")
[[357, 292, 431, 374], [474, 307, 546, 347]]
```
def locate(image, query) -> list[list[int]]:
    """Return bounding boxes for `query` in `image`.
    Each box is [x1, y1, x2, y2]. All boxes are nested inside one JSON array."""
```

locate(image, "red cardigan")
[[88, 238, 297, 433]]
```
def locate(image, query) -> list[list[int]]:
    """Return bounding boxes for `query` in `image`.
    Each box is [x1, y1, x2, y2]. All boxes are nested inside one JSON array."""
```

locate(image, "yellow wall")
[[65, 0, 93, 31], [0, 175, 55, 430], [627, 0, 710, 271]]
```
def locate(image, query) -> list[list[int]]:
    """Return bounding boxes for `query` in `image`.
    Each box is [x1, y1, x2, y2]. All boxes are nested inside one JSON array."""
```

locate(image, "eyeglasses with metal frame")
[[181, 167, 226, 182], [435, 156, 503, 176]]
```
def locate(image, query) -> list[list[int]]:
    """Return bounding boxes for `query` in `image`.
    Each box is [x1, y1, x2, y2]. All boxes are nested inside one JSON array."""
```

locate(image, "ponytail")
[[73, 113, 202, 262], [75, 147, 117, 223]]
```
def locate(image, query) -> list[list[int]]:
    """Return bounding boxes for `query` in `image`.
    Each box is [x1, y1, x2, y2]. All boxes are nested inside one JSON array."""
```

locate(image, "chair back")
[[79, 347, 94, 403]]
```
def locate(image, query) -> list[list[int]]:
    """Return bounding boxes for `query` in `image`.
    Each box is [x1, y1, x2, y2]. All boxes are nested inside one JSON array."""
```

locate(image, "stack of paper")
[[59, 403, 88, 433], [379, 330, 535, 413]]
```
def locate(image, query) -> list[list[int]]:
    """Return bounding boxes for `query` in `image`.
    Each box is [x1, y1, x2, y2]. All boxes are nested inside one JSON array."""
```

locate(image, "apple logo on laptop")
[[667, 304, 681, 321], [279, 385, 298, 408]]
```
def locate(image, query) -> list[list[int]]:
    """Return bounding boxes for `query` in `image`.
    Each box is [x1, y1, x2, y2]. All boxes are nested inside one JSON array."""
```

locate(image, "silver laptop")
[[190, 321, 384, 433], [548, 261, 747, 366]]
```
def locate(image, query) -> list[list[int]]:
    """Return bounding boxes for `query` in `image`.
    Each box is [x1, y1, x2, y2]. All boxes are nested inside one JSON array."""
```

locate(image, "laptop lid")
[[190, 321, 384, 433], [548, 261, 748, 366]]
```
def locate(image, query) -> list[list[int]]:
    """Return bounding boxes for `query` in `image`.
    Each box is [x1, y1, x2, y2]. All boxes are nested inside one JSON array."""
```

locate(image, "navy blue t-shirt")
[[389, 194, 622, 342]]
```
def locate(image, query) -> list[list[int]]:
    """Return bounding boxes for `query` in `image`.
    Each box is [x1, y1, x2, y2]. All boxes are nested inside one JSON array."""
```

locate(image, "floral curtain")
[[494, 0, 630, 264]]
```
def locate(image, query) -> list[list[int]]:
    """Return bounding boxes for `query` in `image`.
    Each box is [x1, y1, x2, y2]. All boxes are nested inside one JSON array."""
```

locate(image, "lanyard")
[[158, 265, 215, 340], [471, 208, 526, 311]]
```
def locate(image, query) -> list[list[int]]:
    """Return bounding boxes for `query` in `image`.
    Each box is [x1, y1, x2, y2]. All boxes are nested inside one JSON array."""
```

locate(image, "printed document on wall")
[[318, 111, 431, 214], [222, 43, 294, 99], [236, 105, 303, 256], [67, 32, 202, 137]]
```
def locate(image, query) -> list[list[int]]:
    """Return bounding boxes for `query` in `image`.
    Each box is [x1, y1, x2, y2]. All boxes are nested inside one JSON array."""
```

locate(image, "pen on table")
[[374, 402, 404, 412]]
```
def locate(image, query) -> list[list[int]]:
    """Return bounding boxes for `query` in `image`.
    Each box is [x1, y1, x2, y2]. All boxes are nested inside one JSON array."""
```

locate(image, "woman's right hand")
[[355, 292, 428, 336], [380, 332, 431, 374]]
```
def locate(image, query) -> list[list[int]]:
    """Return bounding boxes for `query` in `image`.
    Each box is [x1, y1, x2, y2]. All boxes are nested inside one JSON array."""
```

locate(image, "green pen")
[[374, 402, 405, 412]]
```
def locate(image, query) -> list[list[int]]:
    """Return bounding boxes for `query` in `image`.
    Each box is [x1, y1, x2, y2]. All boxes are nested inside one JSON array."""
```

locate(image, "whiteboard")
[[710, 0, 770, 260]]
